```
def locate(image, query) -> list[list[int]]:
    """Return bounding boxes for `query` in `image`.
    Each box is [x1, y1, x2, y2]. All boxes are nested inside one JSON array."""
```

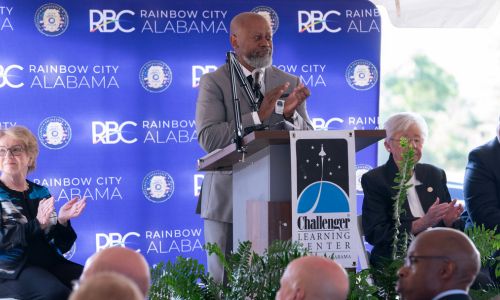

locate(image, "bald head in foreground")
[[276, 256, 349, 300], [80, 247, 151, 297], [70, 272, 143, 300], [397, 228, 480, 300]]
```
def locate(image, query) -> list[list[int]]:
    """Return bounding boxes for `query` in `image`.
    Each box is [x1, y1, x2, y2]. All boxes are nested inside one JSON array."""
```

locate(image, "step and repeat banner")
[[0, 0, 380, 267]]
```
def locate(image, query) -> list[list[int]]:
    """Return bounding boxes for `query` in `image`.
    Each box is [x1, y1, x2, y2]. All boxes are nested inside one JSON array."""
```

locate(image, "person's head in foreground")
[[276, 256, 349, 300], [69, 272, 143, 300], [80, 247, 150, 297], [397, 228, 480, 300]]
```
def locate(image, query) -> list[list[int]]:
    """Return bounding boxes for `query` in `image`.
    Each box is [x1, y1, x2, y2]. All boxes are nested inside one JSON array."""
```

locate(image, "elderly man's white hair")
[[383, 112, 429, 141]]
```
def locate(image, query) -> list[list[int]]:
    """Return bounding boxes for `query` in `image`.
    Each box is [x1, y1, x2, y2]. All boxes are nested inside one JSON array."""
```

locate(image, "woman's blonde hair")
[[0, 126, 39, 173]]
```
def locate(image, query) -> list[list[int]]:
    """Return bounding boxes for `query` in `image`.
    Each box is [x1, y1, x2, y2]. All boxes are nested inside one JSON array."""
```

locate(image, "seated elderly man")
[[275, 256, 349, 300], [397, 228, 480, 300], [79, 247, 150, 297], [69, 272, 143, 300]]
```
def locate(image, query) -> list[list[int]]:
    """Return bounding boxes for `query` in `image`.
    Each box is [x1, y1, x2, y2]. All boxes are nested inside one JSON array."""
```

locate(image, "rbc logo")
[[92, 121, 138, 144], [89, 9, 135, 33], [298, 10, 341, 33], [38, 116, 72, 150], [96, 232, 141, 252], [0, 65, 24, 88], [311, 117, 344, 130], [192, 65, 217, 87], [194, 174, 204, 197]]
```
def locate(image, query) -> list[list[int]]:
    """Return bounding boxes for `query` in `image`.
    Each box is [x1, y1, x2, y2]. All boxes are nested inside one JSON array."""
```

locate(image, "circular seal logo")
[[38, 116, 72, 150], [139, 60, 173, 93], [345, 59, 378, 91], [355, 164, 373, 193], [142, 170, 175, 203], [63, 242, 76, 260], [251, 6, 279, 34], [34, 3, 69, 37]]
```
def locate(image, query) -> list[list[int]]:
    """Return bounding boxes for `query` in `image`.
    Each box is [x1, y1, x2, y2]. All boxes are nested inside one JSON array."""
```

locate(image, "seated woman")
[[0, 126, 86, 300], [362, 112, 464, 267]]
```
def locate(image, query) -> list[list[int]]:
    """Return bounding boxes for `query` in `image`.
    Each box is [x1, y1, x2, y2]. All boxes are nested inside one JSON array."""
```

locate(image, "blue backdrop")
[[0, 0, 380, 267]]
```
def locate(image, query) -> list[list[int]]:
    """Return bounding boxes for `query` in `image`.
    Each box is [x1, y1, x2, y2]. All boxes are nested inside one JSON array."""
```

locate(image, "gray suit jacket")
[[195, 63, 313, 223]]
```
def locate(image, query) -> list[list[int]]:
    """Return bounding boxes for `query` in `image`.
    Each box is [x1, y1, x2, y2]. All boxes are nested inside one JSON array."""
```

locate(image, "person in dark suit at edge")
[[195, 12, 313, 282], [361, 112, 464, 268], [464, 114, 500, 282]]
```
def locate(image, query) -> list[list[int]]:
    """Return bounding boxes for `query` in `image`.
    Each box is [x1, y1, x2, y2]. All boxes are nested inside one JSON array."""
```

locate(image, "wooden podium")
[[197, 130, 385, 254]]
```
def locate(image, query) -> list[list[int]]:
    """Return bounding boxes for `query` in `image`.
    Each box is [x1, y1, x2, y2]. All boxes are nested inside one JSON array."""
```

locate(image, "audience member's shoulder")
[[473, 137, 498, 154], [467, 137, 498, 164]]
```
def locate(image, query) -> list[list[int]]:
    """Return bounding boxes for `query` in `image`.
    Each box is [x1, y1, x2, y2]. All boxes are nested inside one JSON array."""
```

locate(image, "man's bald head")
[[80, 247, 151, 297], [229, 12, 273, 71], [276, 256, 349, 300], [230, 12, 270, 36], [418, 228, 480, 287], [397, 228, 480, 300], [70, 272, 143, 300]]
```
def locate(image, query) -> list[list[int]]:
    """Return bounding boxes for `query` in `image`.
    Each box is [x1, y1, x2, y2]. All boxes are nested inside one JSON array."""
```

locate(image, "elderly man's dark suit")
[[464, 137, 500, 283], [464, 137, 500, 231], [362, 155, 460, 266], [195, 63, 312, 281]]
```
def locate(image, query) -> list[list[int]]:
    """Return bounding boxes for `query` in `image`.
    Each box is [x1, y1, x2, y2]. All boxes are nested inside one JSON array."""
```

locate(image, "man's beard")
[[244, 49, 273, 69]]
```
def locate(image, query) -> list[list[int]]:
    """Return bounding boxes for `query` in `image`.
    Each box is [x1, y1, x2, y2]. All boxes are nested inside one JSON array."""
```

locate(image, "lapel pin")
[[427, 187, 433, 193]]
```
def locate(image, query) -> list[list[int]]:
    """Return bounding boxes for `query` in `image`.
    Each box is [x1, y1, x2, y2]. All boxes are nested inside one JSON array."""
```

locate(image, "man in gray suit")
[[195, 12, 313, 282]]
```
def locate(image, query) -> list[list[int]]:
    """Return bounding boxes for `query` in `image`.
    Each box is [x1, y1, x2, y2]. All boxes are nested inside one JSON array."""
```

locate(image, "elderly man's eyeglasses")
[[389, 137, 423, 146], [0, 146, 25, 157], [404, 255, 449, 267]]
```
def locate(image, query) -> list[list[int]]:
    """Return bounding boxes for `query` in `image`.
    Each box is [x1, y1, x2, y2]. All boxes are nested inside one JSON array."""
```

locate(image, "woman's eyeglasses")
[[0, 145, 25, 157], [389, 137, 423, 146]]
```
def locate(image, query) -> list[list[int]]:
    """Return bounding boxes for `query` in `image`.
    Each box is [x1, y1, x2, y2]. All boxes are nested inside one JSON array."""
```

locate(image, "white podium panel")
[[290, 130, 367, 269]]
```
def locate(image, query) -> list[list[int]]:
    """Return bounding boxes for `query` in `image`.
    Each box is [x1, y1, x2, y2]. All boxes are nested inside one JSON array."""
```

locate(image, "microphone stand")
[[227, 51, 246, 153], [227, 52, 268, 153]]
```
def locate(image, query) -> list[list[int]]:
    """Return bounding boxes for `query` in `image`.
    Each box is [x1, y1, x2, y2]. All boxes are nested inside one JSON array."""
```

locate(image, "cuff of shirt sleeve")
[[252, 111, 261, 125]]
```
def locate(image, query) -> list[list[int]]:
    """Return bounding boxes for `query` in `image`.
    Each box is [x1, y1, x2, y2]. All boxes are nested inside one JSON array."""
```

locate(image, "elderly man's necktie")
[[247, 74, 264, 109]]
